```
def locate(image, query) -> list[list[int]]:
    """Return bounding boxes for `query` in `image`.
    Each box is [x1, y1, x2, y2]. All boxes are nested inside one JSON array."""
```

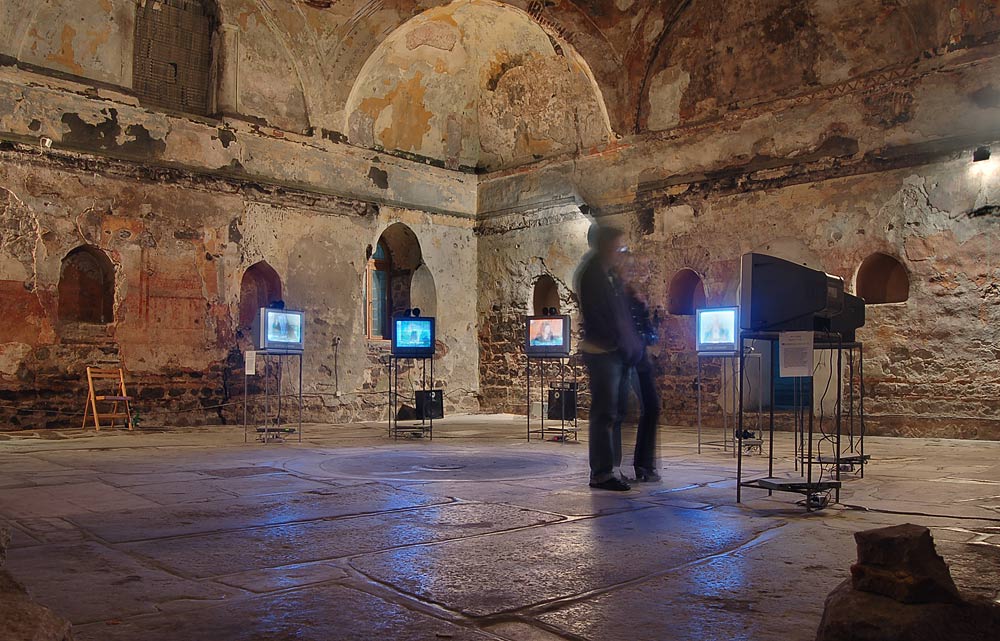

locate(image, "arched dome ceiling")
[[343, 0, 613, 172], [0, 0, 686, 142]]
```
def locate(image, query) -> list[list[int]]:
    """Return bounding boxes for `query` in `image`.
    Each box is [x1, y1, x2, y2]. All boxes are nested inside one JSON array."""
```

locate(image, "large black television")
[[392, 316, 436, 358], [525, 315, 571, 357], [739, 253, 845, 333], [822, 292, 866, 342]]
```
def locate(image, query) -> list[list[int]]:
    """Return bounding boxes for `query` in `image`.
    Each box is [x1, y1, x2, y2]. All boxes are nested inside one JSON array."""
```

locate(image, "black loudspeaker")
[[547, 387, 577, 420], [415, 390, 444, 420]]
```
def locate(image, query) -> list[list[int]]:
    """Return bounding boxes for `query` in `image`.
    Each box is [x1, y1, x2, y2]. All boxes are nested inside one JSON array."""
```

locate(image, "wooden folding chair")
[[82, 367, 133, 431]]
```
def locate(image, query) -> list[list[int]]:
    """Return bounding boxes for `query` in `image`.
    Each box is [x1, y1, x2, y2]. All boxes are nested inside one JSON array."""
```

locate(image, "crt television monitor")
[[392, 317, 436, 357], [696, 307, 738, 353], [739, 253, 845, 332], [255, 308, 305, 353], [525, 315, 571, 357]]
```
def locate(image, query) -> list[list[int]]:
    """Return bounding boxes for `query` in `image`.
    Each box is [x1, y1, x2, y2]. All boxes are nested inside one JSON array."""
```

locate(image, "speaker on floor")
[[547, 388, 577, 420], [415, 389, 444, 420]]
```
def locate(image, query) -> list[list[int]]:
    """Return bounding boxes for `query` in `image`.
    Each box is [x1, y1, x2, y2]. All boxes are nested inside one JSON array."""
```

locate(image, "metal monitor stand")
[[525, 354, 579, 442], [696, 350, 762, 455], [387, 354, 435, 440], [243, 351, 303, 444]]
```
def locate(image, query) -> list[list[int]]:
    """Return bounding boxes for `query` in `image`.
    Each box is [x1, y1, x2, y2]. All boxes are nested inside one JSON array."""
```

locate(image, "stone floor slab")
[[69, 484, 448, 542], [350, 505, 778, 617], [536, 520, 856, 641], [399, 481, 646, 516], [0, 482, 159, 518], [122, 502, 562, 578], [215, 561, 350, 593], [4, 542, 238, 624], [72, 584, 493, 641], [0, 420, 997, 641]]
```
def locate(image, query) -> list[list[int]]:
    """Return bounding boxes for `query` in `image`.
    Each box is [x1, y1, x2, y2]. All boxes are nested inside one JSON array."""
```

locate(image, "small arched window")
[[58, 246, 115, 324], [239, 262, 282, 329], [366, 241, 392, 339], [532, 274, 560, 315], [856, 253, 909, 304], [133, 0, 216, 115], [667, 268, 706, 316]]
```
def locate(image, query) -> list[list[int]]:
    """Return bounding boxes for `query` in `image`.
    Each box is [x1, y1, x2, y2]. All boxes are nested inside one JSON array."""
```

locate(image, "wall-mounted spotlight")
[[974, 146, 991, 162]]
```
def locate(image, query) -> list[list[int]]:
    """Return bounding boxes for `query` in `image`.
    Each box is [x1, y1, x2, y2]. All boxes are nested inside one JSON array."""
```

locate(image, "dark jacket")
[[576, 253, 644, 365]]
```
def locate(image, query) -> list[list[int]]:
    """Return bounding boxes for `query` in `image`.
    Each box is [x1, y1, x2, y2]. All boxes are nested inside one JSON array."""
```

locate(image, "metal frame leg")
[[736, 334, 745, 503], [696, 356, 702, 454]]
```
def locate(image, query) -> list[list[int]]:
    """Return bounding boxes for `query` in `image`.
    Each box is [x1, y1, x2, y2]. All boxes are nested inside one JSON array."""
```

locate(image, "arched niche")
[[856, 253, 909, 304], [667, 268, 706, 316], [239, 261, 282, 329], [367, 222, 424, 338], [532, 274, 560, 315], [410, 264, 438, 318], [58, 246, 115, 324]]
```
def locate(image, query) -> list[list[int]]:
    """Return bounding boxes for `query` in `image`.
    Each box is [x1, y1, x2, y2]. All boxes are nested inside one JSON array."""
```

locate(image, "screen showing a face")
[[699, 309, 736, 345], [396, 319, 432, 348], [266, 311, 302, 344], [528, 318, 565, 347]]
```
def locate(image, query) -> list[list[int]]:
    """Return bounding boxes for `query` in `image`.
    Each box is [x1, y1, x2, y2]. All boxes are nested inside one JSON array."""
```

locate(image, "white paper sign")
[[778, 331, 813, 378], [245, 350, 257, 376]]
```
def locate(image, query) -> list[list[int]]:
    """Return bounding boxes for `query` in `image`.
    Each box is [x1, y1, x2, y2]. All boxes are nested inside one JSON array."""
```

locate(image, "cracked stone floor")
[[1, 415, 999, 641]]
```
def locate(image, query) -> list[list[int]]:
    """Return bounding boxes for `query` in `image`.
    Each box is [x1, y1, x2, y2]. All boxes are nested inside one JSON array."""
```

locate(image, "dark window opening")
[[367, 223, 425, 341], [59, 246, 115, 324], [366, 241, 391, 339], [133, 0, 215, 115]]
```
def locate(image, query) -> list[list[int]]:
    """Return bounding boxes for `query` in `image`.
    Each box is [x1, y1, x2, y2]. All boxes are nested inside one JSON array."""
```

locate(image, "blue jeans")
[[619, 354, 661, 472], [584, 351, 628, 483]]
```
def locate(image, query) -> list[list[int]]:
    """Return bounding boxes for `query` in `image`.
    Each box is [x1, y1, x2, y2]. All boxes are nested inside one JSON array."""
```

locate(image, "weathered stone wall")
[[475, 2, 1000, 440], [0, 149, 479, 429], [2, 0, 1000, 440], [478, 155, 1000, 439]]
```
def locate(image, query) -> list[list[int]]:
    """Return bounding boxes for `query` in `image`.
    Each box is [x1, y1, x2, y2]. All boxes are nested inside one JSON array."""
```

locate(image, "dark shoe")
[[634, 467, 662, 483], [589, 477, 631, 491]]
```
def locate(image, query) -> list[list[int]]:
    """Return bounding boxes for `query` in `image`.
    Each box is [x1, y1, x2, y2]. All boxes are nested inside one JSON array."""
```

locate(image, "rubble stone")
[[851, 523, 962, 604]]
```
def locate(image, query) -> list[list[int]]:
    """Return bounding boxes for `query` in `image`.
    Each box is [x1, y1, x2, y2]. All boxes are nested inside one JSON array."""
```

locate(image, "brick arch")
[[856, 252, 909, 304], [667, 267, 706, 316]]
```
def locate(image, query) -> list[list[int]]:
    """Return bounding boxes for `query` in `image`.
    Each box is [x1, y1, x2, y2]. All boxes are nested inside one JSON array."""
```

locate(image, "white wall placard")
[[245, 350, 257, 376], [779, 331, 813, 378]]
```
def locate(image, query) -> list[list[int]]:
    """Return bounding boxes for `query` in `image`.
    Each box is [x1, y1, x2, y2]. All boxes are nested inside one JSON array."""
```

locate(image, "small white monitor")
[[255, 308, 305, 353], [697, 307, 738, 353]]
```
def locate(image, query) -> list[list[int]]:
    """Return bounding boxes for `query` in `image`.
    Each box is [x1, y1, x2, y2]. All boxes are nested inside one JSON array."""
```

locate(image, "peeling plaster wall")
[[1, 0, 1000, 440], [476, 3, 1000, 440], [638, 0, 1000, 131], [478, 158, 1000, 439], [0, 155, 479, 429], [0, 67, 477, 216], [344, 0, 612, 171]]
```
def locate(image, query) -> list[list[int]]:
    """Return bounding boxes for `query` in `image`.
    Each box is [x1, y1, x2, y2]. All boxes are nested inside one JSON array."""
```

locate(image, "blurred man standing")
[[575, 225, 643, 491]]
